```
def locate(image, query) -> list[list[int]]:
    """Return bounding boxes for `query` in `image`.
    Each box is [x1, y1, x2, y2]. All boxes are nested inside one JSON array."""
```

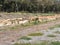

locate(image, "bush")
[[33, 21, 40, 25]]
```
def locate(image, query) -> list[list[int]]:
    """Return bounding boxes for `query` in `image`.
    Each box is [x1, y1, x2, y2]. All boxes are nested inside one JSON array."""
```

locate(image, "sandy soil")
[[0, 13, 60, 45]]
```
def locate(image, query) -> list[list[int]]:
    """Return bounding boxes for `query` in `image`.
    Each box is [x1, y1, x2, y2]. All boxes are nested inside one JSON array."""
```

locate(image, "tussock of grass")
[[49, 27, 55, 29], [47, 34, 56, 37], [13, 43, 31, 45], [50, 41, 60, 45], [20, 36, 31, 40], [49, 25, 60, 29], [10, 27, 16, 29], [9, 25, 19, 30], [28, 32, 43, 36], [13, 43, 20, 45]]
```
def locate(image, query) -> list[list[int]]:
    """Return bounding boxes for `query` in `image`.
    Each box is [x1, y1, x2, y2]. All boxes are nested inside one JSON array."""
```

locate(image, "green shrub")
[[33, 20, 40, 25]]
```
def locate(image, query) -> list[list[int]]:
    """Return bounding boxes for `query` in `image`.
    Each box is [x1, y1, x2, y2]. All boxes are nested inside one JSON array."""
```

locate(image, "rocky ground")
[[19, 28, 60, 43], [0, 13, 60, 45], [0, 18, 60, 45]]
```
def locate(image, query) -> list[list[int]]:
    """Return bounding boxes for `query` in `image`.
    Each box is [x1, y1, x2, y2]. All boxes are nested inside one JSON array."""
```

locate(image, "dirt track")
[[0, 19, 60, 45]]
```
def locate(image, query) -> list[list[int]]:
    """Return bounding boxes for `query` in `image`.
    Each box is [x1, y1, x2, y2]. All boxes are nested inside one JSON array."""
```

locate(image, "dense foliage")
[[0, 0, 60, 13]]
